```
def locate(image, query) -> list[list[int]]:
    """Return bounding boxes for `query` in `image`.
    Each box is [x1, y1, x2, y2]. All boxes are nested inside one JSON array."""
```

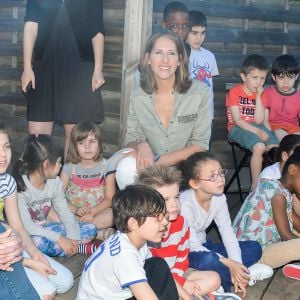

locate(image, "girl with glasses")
[[180, 152, 273, 297]]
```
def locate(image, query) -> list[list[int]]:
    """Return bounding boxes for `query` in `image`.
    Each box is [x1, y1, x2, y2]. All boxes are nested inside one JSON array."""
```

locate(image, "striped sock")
[[77, 240, 103, 255]]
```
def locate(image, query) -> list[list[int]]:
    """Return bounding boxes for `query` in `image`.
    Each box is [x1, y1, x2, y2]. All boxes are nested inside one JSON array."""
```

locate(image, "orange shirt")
[[226, 84, 267, 131]]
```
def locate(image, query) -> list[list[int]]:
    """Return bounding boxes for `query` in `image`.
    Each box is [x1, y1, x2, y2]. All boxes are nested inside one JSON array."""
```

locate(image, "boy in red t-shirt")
[[226, 54, 279, 188], [264, 54, 300, 141]]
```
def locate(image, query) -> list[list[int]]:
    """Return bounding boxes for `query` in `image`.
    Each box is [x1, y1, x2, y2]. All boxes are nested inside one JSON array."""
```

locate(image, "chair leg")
[[225, 145, 250, 203]]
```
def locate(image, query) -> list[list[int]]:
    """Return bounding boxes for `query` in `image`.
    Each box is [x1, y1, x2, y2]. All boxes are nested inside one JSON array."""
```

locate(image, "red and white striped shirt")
[[150, 214, 190, 286]]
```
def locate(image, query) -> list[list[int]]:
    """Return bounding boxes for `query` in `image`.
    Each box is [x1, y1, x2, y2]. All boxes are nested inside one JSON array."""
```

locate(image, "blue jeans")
[[0, 223, 39, 300], [189, 240, 262, 292]]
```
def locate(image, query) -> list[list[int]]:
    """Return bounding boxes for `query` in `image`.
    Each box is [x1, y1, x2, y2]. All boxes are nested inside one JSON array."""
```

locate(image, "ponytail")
[[12, 134, 62, 192]]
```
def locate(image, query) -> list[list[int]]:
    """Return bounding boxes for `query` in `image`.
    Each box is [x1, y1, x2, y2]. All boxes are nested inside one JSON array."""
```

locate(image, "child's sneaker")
[[248, 263, 273, 286], [282, 264, 300, 280], [201, 291, 241, 300]]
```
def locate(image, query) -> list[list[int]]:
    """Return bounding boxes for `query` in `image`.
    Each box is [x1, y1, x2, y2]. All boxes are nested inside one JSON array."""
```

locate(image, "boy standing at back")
[[162, 1, 192, 57], [226, 54, 279, 188], [186, 11, 219, 119], [76, 185, 178, 300]]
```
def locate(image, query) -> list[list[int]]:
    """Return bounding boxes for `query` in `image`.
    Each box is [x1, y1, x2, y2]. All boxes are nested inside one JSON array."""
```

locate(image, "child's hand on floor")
[[256, 128, 269, 142], [76, 205, 91, 217], [57, 236, 78, 256]]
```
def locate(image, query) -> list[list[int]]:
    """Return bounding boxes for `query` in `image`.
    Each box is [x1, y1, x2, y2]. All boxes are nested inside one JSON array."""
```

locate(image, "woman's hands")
[[21, 68, 35, 92], [92, 69, 105, 91], [0, 228, 23, 271], [136, 142, 155, 170]]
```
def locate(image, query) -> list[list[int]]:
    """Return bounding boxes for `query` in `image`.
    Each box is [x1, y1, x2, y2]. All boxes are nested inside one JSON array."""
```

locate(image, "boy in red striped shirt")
[[137, 165, 222, 299]]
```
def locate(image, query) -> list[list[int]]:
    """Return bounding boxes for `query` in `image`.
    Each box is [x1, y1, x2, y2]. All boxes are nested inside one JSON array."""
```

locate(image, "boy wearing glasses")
[[77, 185, 178, 300], [186, 11, 219, 119], [162, 1, 192, 56], [264, 54, 300, 141], [137, 165, 245, 300]]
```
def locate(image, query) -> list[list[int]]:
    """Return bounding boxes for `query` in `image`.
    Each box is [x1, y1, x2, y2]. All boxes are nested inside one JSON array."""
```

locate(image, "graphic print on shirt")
[[191, 61, 212, 87], [27, 197, 51, 223]]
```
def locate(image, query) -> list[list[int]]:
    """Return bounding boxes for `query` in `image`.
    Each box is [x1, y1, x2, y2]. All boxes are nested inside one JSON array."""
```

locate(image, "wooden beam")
[[119, 0, 153, 146]]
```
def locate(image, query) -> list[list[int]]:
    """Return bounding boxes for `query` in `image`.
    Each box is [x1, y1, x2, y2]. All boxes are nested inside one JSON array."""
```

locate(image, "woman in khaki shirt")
[[117, 30, 211, 189]]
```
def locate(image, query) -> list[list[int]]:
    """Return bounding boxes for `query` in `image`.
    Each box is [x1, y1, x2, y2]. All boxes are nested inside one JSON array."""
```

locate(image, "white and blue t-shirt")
[[77, 231, 151, 300]]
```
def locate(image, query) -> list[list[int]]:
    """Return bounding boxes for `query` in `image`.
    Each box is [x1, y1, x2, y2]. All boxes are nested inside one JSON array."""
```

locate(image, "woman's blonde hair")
[[140, 30, 192, 94], [66, 121, 102, 163]]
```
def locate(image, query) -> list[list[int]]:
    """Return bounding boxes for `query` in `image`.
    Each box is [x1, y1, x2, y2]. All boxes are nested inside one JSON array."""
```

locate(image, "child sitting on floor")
[[180, 152, 273, 297], [60, 121, 119, 240], [264, 54, 300, 141], [13, 134, 100, 257], [77, 184, 178, 300], [260, 134, 300, 180], [226, 54, 279, 188], [137, 165, 238, 300], [233, 147, 300, 276], [0, 124, 73, 299]]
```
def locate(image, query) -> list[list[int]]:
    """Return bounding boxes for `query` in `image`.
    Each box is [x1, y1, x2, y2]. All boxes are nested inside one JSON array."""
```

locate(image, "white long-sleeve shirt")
[[180, 189, 242, 263]]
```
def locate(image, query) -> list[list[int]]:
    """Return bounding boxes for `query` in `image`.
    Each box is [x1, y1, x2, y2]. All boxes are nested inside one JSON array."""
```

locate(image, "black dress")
[[27, 2, 104, 124]]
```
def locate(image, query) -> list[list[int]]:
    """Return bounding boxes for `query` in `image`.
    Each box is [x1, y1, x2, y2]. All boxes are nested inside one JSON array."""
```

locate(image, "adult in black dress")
[[21, 0, 105, 158]]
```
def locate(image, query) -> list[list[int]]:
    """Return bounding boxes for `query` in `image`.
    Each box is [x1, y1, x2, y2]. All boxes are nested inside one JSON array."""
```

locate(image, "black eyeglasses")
[[146, 212, 169, 222], [198, 169, 228, 182], [168, 24, 192, 33]]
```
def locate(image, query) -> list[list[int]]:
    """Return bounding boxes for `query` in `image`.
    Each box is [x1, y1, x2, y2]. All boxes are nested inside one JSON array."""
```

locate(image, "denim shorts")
[[228, 123, 279, 151]]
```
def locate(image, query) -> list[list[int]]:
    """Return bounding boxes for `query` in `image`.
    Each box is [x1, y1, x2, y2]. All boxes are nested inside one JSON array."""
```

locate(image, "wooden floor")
[[54, 253, 300, 300]]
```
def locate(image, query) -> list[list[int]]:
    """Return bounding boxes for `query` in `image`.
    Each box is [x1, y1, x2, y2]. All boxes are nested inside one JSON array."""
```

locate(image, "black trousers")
[[127, 257, 179, 300]]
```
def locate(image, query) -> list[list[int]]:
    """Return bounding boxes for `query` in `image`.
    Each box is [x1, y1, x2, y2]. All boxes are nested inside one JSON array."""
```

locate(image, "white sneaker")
[[248, 263, 273, 286]]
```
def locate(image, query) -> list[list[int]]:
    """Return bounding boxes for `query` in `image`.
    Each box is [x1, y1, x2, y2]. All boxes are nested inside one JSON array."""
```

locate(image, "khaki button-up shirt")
[[125, 80, 211, 155]]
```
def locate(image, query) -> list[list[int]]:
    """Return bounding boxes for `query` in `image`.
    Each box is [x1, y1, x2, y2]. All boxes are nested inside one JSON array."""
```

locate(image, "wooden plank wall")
[[2, 0, 300, 167], [0, 0, 126, 157], [153, 0, 300, 167]]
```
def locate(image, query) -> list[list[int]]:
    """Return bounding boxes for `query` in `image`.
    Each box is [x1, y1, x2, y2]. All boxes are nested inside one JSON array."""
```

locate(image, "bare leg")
[[260, 239, 300, 268], [28, 121, 53, 135], [63, 124, 76, 161], [250, 142, 266, 189], [274, 129, 288, 142], [186, 270, 221, 295], [93, 208, 114, 229]]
